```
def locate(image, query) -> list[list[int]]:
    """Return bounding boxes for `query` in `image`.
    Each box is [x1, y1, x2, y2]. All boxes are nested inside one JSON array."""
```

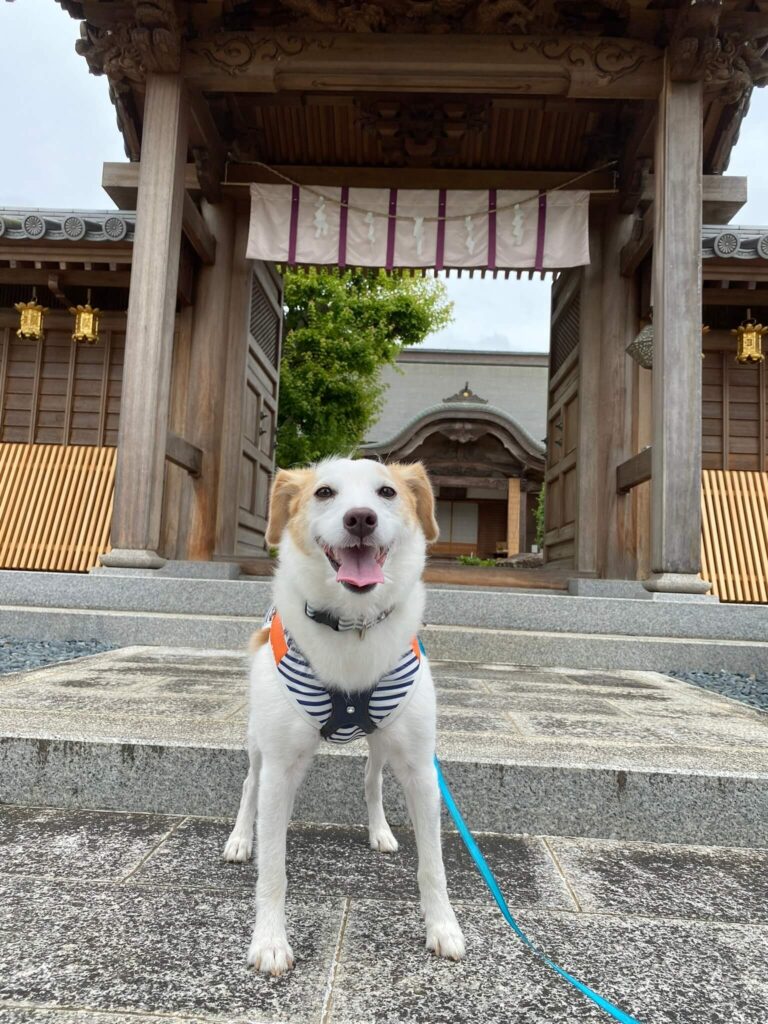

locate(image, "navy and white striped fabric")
[[265, 607, 422, 744]]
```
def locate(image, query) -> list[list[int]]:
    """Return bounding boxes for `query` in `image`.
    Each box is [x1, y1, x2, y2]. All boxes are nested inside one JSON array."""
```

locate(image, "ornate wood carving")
[[358, 98, 489, 163], [667, 1, 768, 103], [509, 36, 657, 87], [75, 0, 181, 82], [194, 32, 335, 77], [230, 0, 632, 36]]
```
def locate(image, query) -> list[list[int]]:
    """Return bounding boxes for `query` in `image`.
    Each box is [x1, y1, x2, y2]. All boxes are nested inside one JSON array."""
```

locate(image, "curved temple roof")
[[363, 400, 546, 472]]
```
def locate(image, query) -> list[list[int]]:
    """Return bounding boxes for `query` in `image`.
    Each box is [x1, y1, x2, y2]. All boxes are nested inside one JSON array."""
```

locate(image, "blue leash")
[[434, 755, 643, 1024]]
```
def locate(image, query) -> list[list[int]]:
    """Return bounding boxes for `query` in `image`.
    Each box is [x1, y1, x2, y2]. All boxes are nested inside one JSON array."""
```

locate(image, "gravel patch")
[[669, 670, 768, 713], [0, 637, 118, 677]]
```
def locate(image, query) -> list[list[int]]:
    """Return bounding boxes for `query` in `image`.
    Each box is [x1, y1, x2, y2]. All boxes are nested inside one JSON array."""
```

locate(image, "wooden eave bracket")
[[102, 162, 215, 266], [166, 432, 203, 477]]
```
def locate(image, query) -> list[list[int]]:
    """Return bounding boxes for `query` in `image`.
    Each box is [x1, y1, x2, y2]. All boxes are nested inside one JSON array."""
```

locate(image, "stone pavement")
[[2, 648, 768, 844], [1, 803, 767, 1024]]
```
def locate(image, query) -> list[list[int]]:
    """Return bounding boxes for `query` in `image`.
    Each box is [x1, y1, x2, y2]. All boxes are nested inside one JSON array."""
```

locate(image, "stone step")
[[0, 599, 766, 671], [2, 569, 767, 644], [2, 646, 767, 848]]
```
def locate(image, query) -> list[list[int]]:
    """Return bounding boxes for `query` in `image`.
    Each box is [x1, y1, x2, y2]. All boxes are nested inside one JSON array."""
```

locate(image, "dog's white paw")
[[247, 933, 294, 976], [426, 920, 466, 961], [222, 832, 252, 862], [369, 825, 399, 853]]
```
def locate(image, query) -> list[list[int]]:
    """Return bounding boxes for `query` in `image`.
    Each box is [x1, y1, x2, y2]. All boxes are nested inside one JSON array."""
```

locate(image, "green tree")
[[276, 268, 453, 467]]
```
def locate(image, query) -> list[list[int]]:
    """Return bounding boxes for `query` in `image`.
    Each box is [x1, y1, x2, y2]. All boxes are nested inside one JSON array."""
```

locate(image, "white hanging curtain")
[[247, 183, 590, 271]]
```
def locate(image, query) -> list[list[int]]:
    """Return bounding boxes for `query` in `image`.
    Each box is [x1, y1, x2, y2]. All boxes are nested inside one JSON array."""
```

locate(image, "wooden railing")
[[701, 469, 768, 603], [0, 443, 115, 572]]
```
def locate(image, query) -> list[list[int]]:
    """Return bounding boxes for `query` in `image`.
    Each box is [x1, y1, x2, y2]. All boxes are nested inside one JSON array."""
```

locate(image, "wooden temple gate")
[[1, 0, 767, 599]]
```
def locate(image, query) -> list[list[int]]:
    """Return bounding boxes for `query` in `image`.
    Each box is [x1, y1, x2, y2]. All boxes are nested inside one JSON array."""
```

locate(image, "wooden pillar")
[[506, 477, 521, 556], [101, 74, 188, 569], [597, 208, 639, 579], [574, 214, 603, 576], [645, 57, 710, 594], [182, 199, 235, 560]]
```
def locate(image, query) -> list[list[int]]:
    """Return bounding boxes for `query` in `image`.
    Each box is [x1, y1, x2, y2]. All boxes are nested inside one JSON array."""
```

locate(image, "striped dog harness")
[[266, 607, 422, 744]]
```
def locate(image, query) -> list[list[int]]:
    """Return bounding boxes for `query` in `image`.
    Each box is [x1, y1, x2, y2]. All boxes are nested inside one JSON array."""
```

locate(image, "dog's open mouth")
[[320, 542, 389, 591]]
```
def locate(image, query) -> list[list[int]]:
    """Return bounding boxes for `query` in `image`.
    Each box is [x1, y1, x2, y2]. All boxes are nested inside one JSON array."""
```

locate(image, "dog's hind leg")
[[388, 749, 465, 961], [365, 737, 399, 852], [223, 742, 261, 862]]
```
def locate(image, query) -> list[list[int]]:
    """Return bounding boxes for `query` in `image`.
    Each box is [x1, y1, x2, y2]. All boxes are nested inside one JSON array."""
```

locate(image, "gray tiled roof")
[[0, 208, 136, 243], [702, 225, 768, 260]]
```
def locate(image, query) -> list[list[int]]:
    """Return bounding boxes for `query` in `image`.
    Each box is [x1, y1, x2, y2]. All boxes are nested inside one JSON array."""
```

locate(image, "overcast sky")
[[2, 0, 767, 351]]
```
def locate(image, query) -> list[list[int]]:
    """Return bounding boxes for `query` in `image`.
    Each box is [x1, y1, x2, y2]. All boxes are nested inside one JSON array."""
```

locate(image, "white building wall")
[[367, 350, 549, 445]]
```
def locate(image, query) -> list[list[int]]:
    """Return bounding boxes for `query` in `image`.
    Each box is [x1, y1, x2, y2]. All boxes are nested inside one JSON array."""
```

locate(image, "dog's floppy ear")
[[393, 462, 439, 543], [265, 469, 310, 546]]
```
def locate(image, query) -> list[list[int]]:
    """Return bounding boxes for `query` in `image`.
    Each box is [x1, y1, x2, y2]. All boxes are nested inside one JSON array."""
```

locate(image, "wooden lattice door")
[[216, 261, 283, 558]]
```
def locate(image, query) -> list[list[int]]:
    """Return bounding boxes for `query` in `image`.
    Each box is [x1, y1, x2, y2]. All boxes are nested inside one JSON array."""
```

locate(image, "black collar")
[[304, 602, 394, 636]]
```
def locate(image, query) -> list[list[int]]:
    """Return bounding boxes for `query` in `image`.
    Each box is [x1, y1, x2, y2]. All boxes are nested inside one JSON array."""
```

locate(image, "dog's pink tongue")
[[336, 546, 385, 587]]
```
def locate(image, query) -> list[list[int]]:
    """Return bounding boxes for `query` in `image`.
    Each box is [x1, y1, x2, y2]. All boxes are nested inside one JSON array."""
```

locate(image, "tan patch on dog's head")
[[265, 467, 316, 551], [388, 462, 439, 544]]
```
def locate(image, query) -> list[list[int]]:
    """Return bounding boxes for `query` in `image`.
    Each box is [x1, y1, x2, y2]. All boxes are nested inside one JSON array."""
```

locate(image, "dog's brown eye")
[[315, 486, 335, 500], [378, 486, 396, 499]]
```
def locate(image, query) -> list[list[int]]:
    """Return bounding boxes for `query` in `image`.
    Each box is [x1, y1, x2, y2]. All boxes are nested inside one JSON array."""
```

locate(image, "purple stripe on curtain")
[[535, 192, 547, 272], [338, 186, 349, 268], [288, 185, 300, 265], [386, 188, 398, 271], [435, 189, 447, 271], [488, 188, 497, 270]]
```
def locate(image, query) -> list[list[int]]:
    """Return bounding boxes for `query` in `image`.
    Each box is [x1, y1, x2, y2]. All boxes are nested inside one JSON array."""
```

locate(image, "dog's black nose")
[[344, 507, 378, 538]]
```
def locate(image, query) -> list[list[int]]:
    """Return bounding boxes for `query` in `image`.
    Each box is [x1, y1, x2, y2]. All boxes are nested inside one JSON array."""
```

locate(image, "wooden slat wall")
[[0, 443, 115, 572], [702, 348, 767, 472], [701, 469, 768, 603], [0, 321, 125, 447]]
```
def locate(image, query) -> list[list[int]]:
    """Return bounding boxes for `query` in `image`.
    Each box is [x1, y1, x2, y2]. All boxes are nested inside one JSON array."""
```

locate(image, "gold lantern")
[[14, 297, 48, 340], [732, 311, 766, 363], [70, 303, 101, 344]]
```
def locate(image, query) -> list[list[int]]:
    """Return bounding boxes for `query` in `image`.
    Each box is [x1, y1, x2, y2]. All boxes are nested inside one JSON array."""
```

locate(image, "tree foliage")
[[276, 268, 453, 467]]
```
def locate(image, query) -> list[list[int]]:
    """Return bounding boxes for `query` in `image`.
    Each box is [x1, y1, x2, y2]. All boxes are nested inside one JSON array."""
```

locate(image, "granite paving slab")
[[133, 817, 576, 911], [0, 876, 340, 1023], [2, 804, 768, 1023], [0, 805, 179, 881], [548, 836, 768, 924], [332, 901, 768, 1024], [1, 806, 768, 1024]]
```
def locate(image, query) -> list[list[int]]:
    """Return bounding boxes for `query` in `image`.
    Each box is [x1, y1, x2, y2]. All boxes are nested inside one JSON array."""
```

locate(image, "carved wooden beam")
[[182, 32, 665, 100], [617, 447, 652, 495], [223, 162, 616, 193]]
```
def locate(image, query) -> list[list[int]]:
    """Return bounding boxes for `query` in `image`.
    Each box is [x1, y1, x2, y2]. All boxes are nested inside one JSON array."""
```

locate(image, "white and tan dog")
[[224, 456, 465, 975]]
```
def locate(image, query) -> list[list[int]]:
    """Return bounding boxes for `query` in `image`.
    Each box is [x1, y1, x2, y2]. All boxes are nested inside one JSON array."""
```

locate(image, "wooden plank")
[[617, 446, 652, 494], [102, 161, 201, 209]]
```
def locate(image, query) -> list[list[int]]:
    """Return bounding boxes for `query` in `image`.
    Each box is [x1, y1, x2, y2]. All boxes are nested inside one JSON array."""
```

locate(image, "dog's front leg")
[[389, 751, 465, 960], [248, 752, 312, 976], [365, 738, 399, 852]]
